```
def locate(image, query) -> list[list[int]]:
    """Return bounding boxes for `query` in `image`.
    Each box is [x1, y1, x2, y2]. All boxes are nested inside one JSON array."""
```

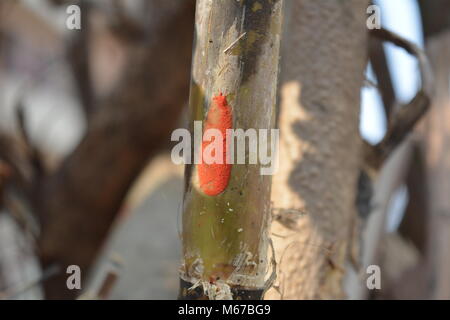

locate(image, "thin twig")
[[97, 271, 119, 300]]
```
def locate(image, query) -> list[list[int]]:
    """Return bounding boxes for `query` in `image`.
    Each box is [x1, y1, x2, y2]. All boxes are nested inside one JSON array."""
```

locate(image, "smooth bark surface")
[[180, 0, 283, 300]]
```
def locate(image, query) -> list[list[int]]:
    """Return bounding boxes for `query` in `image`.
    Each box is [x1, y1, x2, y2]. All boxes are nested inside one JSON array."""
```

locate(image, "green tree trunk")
[[179, 0, 283, 300]]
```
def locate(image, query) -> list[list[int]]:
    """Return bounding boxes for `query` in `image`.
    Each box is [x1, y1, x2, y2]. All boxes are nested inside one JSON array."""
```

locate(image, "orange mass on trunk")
[[198, 93, 232, 196]]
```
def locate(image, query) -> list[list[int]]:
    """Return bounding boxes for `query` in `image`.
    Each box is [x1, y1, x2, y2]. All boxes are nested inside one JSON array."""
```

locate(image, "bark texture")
[[180, 0, 283, 300], [266, 0, 368, 299]]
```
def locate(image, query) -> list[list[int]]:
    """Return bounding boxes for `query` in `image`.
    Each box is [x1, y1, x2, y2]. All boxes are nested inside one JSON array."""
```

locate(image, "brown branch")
[[0, 133, 33, 197], [369, 35, 395, 120], [364, 28, 434, 170], [0, 130, 41, 238], [15, 102, 45, 189], [0, 135, 40, 238], [67, 0, 94, 117], [96, 270, 118, 300], [37, 0, 196, 299], [0, 102, 45, 236]]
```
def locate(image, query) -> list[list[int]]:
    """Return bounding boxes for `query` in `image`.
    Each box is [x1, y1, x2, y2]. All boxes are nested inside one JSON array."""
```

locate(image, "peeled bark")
[[179, 0, 283, 300], [266, 0, 368, 299]]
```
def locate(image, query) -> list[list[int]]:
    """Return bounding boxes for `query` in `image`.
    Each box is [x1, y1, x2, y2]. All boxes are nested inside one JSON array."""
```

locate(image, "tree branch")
[[37, 0, 196, 299], [368, 35, 395, 119], [364, 28, 434, 170]]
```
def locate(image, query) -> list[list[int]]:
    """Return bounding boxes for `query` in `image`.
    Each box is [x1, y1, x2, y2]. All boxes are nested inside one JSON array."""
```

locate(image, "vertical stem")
[[179, 0, 283, 300]]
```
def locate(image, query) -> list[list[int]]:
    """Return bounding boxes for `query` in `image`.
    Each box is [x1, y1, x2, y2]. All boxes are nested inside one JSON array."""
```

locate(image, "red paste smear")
[[198, 93, 232, 196]]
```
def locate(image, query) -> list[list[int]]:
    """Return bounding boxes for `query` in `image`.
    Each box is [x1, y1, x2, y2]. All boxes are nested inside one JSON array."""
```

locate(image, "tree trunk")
[[266, 0, 368, 299], [179, 0, 283, 300]]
